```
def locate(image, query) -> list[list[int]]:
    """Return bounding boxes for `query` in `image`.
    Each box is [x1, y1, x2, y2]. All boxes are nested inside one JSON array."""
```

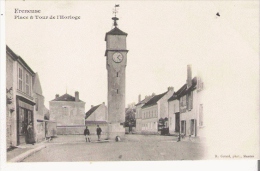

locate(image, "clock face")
[[112, 52, 123, 63]]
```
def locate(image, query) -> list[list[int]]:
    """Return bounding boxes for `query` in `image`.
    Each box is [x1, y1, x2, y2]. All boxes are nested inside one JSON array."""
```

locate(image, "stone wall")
[[87, 103, 108, 121], [6, 54, 14, 148], [57, 124, 108, 135], [49, 101, 85, 126]]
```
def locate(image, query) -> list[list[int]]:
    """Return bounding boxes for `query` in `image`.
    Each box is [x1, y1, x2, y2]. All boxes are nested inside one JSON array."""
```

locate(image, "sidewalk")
[[7, 141, 47, 162]]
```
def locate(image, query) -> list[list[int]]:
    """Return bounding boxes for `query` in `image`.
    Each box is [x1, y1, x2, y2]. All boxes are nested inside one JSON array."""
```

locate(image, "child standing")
[[84, 126, 91, 142]]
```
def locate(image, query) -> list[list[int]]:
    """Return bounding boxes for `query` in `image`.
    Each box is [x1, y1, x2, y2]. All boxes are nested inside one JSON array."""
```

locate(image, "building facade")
[[49, 92, 86, 126], [85, 102, 108, 122], [135, 95, 154, 133], [141, 87, 174, 134], [6, 46, 47, 147], [168, 65, 205, 140]]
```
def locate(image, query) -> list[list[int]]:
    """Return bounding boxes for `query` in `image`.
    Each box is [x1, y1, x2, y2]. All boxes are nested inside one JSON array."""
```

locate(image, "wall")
[[141, 105, 158, 134], [180, 90, 198, 137], [107, 35, 127, 50], [159, 90, 174, 119], [168, 100, 179, 134], [135, 105, 142, 133], [87, 103, 108, 121], [49, 101, 86, 126], [57, 124, 108, 135], [6, 54, 14, 148]]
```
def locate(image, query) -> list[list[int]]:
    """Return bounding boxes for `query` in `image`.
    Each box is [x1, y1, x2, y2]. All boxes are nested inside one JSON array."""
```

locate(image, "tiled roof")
[[51, 93, 83, 102], [85, 104, 101, 119], [168, 77, 197, 101], [105, 27, 128, 41], [141, 92, 168, 109], [135, 96, 154, 106]]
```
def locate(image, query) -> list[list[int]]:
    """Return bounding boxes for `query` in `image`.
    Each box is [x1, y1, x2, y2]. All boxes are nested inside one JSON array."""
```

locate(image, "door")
[[175, 113, 180, 132], [17, 108, 33, 145]]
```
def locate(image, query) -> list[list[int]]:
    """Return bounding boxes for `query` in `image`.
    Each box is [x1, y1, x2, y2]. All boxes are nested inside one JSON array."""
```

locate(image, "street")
[[22, 134, 205, 162]]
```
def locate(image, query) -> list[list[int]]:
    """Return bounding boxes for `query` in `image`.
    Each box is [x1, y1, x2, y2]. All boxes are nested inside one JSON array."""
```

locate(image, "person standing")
[[84, 126, 91, 142], [96, 125, 102, 141], [26, 121, 35, 145]]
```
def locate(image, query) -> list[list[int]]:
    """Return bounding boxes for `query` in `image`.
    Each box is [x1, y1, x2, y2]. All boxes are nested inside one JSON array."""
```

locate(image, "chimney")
[[187, 65, 192, 88], [91, 105, 94, 108], [103, 102, 105, 105], [168, 86, 174, 92], [152, 93, 155, 96], [75, 91, 79, 102], [55, 94, 59, 99], [138, 94, 141, 102]]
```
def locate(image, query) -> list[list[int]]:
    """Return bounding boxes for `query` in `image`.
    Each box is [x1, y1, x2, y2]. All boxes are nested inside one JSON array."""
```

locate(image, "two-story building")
[[168, 65, 205, 140], [85, 102, 108, 122], [135, 95, 154, 134], [141, 87, 174, 134], [49, 92, 86, 126], [6, 46, 47, 147]]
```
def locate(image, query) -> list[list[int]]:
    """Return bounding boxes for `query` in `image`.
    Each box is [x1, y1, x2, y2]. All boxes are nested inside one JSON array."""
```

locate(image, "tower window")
[[117, 72, 119, 77], [117, 89, 119, 94]]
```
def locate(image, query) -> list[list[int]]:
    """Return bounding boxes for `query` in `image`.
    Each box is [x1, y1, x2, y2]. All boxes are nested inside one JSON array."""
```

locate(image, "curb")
[[8, 144, 46, 162]]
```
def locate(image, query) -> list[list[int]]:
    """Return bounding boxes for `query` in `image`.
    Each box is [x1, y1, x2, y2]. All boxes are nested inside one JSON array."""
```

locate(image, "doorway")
[[17, 107, 33, 145], [175, 112, 180, 132]]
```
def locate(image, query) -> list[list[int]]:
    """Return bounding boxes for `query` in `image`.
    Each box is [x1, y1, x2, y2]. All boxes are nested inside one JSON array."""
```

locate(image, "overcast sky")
[[5, 1, 258, 112]]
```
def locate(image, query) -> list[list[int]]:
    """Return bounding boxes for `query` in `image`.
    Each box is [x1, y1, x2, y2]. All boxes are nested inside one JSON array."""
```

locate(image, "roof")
[[168, 77, 197, 101], [141, 91, 168, 109], [105, 27, 128, 41], [6, 45, 35, 75], [51, 93, 83, 102], [135, 95, 154, 106], [85, 104, 101, 119], [32, 73, 43, 95]]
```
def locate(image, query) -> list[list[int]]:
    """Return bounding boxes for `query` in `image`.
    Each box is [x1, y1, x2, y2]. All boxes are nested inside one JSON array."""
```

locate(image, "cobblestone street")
[[22, 134, 205, 162]]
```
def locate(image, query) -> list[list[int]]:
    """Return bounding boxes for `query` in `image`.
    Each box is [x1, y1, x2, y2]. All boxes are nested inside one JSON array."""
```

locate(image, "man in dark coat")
[[96, 125, 102, 141], [84, 126, 91, 142]]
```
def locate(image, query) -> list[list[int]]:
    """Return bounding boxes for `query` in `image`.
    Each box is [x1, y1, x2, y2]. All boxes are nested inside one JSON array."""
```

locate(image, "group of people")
[[84, 125, 102, 142]]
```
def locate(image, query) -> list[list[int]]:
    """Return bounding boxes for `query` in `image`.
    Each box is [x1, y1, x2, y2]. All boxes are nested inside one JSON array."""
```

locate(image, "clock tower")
[[105, 5, 128, 139]]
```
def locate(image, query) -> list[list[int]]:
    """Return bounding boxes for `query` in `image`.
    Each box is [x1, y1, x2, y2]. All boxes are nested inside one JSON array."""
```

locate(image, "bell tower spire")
[[112, 4, 120, 27]]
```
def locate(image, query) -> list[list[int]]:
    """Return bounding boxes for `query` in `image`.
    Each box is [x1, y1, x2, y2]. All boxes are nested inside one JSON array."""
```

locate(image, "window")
[[25, 74, 30, 95], [18, 68, 23, 91], [117, 89, 118, 94], [181, 96, 186, 107], [117, 72, 119, 77], [199, 104, 203, 126], [187, 92, 193, 110]]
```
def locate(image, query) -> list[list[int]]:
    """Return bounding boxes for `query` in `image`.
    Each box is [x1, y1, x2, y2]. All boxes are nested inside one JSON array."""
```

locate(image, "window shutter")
[[186, 94, 188, 110], [191, 92, 193, 109]]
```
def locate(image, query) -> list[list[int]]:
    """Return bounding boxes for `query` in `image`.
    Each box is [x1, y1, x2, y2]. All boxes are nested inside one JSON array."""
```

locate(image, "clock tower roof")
[[105, 27, 128, 41]]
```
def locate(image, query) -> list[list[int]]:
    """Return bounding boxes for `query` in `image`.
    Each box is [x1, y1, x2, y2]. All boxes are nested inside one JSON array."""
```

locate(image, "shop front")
[[16, 96, 35, 145]]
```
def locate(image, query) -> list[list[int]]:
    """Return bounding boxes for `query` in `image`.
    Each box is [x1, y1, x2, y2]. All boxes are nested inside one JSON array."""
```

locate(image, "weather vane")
[[112, 4, 120, 27]]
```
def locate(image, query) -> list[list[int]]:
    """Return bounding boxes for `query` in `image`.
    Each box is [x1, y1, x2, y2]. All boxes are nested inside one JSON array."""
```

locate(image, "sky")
[[5, 1, 258, 111]]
